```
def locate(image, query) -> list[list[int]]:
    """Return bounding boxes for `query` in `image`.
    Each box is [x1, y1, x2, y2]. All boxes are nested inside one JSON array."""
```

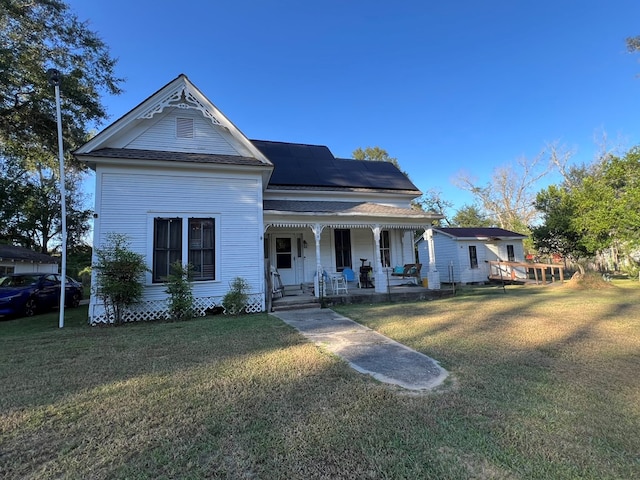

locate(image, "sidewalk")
[[271, 307, 448, 392]]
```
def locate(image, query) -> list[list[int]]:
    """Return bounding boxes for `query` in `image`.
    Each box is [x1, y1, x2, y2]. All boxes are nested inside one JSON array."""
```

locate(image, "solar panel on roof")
[[251, 139, 418, 190]]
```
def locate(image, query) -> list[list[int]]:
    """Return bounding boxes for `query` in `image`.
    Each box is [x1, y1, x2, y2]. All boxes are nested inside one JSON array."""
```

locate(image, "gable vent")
[[176, 117, 194, 138]]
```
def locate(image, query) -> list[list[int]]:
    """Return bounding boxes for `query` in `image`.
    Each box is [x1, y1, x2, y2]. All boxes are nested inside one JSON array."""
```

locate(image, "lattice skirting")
[[89, 293, 265, 325]]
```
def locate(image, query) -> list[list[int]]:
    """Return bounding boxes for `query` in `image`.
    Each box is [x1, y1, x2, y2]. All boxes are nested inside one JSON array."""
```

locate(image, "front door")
[[274, 236, 297, 285]]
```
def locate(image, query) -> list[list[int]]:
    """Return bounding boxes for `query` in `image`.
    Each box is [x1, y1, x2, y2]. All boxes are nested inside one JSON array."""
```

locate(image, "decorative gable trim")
[[137, 85, 222, 126]]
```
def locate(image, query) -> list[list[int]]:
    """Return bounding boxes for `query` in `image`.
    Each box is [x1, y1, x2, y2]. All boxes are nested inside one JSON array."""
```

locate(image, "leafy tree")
[[0, 0, 123, 166], [353, 146, 399, 168], [450, 204, 495, 228], [627, 35, 640, 53], [93, 233, 148, 325], [572, 148, 640, 254], [0, 158, 91, 253], [531, 185, 590, 273]]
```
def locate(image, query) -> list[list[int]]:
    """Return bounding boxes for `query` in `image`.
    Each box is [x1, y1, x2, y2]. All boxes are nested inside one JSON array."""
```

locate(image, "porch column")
[[371, 224, 387, 293], [311, 223, 324, 298], [424, 227, 441, 290]]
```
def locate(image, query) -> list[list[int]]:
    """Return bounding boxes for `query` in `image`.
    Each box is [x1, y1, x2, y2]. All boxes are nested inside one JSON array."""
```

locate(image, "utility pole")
[[47, 68, 67, 329]]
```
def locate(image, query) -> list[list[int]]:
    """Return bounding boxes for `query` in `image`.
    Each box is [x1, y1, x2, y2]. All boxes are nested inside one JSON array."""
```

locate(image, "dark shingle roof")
[[251, 140, 420, 192], [0, 245, 58, 264], [77, 148, 267, 167], [436, 228, 527, 239]]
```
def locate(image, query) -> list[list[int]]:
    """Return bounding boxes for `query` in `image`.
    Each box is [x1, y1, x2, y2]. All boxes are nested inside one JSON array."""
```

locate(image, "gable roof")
[[75, 74, 271, 168], [434, 227, 527, 240], [0, 245, 58, 264], [252, 140, 420, 193]]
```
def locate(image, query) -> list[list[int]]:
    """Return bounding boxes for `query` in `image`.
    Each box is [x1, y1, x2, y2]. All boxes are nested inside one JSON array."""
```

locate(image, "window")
[[153, 217, 216, 282], [188, 218, 215, 281], [507, 245, 515, 262], [469, 245, 478, 269], [154, 218, 182, 282], [334, 229, 352, 272], [380, 230, 391, 267]]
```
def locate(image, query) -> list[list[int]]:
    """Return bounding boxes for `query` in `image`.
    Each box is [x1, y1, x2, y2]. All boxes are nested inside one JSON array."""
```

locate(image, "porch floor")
[[271, 283, 452, 311]]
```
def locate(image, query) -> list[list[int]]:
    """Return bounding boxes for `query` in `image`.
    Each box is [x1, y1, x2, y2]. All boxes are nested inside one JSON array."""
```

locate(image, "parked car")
[[0, 273, 83, 318]]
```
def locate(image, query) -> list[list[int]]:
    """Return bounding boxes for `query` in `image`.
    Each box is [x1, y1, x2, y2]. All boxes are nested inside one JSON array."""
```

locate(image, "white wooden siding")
[[417, 235, 527, 284], [95, 165, 264, 302], [125, 109, 248, 156]]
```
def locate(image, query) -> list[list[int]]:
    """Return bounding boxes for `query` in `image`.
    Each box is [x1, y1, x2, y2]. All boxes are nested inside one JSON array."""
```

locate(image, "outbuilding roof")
[[0, 245, 58, 264], [434, 227, 527, 239]]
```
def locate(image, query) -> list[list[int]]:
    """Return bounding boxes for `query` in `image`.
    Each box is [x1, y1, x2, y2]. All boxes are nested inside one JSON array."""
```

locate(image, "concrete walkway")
[[271, 307, 448, 392]]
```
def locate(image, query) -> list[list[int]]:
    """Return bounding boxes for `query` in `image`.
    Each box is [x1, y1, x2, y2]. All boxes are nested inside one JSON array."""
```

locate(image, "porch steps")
[[271, 297, 321, 312]]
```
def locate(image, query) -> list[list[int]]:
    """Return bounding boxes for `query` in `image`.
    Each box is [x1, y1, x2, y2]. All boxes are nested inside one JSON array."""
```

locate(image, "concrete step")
[[271, 299, 321, 312]]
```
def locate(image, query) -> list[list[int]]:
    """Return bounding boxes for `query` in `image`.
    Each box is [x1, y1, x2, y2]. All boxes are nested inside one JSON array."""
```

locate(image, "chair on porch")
[[342, 267, 357, 289], [334, 272, 348, 294]]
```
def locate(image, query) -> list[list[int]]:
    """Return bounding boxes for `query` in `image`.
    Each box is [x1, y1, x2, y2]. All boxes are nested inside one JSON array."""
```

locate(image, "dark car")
[[0, 273, 83, 318]]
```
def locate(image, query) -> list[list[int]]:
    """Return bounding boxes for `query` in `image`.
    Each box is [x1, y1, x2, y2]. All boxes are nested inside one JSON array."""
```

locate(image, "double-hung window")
[[153, 217, 215, 282], [507, 245, 515, 262], [153, 218, 182, 282]]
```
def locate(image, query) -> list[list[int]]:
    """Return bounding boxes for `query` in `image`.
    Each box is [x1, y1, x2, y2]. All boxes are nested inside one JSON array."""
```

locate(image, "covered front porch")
[[269, 281, 452, 312], [264, 222, 441, 298]]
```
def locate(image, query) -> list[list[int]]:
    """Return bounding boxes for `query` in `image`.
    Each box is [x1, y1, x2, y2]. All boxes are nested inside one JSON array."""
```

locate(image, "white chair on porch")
[[334, 272, 348, 294]]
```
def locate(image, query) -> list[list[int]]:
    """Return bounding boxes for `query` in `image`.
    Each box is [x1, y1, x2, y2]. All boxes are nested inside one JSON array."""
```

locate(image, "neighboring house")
[[75, 74, 441, 324], [0, 245, 59, 275], [417, 227, 527, 284]]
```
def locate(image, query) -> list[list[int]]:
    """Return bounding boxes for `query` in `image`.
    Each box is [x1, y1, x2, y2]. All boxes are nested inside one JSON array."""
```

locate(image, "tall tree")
[[0, 157, 91, 253], [1, 0, 122, 251], [1, 0, 123, 166], [453, 146, 560, 233]]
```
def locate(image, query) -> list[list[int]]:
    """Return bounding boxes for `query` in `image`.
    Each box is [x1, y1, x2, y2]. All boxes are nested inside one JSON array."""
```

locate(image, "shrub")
[[165, 262, 195, 321], [93, 233, 148, 325], [222, 277, 250, 315]]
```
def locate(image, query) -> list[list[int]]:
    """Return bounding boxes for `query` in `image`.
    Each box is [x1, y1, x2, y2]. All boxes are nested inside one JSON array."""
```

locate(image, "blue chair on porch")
[[342, 267, 357, 289]]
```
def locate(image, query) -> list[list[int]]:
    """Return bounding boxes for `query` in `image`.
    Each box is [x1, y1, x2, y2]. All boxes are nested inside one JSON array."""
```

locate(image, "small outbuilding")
[[0, 245, 59, 275], [417, 227, 527, 285]]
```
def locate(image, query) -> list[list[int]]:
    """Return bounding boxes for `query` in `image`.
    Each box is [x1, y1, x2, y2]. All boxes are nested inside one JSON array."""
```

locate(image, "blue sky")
[[67, 0, 640, 212]]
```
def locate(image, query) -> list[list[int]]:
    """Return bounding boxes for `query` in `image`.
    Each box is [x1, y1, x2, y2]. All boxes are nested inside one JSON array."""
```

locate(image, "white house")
[[75, 75, 441, 324], [0, 245, 59, 275], [417, 227, 527, 285]]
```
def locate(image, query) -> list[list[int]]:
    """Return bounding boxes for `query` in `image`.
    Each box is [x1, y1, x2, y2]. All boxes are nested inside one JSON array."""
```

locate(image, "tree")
[[627, 35, 640, 53], [572, 148, 640, 254], [0, 0, 123, 166], [412, 188, 453, 226], [450, 204, 495, 228], [454, 146, 559, 234], [532, 146, 640, 274], [353, 146, 399, 168], [1, 0, 121, 253], [93, 233, 148, 325], [531, 185, 590, 273], [0, 157, 91, 253]]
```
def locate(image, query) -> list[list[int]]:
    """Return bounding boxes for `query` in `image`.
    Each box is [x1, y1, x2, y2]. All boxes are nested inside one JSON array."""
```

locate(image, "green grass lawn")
[[1, 283, 639, 479]]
